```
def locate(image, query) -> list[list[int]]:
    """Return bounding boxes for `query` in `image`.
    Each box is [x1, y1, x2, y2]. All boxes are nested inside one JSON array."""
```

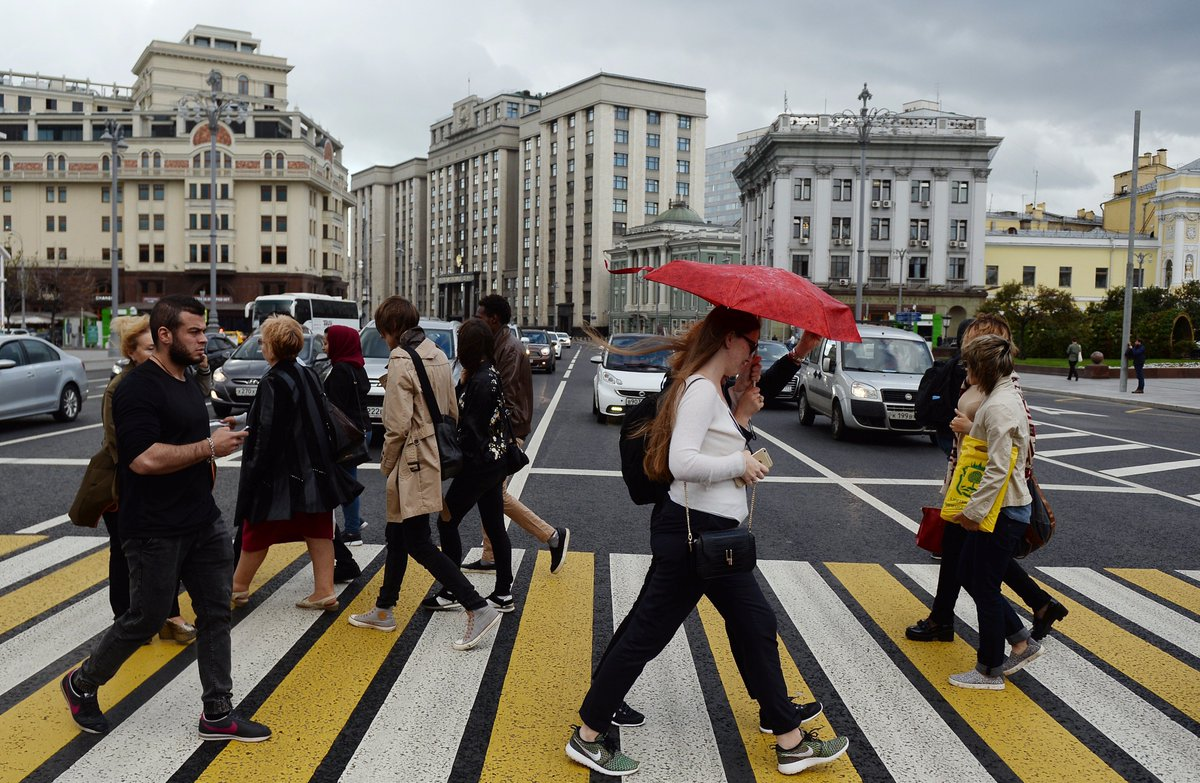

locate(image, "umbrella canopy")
[[643, 260, 861, 342]]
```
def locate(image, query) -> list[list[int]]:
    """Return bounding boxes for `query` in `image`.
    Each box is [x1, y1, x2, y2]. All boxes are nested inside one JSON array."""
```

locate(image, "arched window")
[[46, 154, 55, 170], [153, 152, 162, 168], [263, 152, 273, 170], [140, 151, 150, 169], [275, 152, 284, 170], [1165, 259, 1173, 288], [1, 154, 10, 172], [58, 155, 66, 171], [237, 75, 249, 95], [223, 153, 232, 169], [101, 155, 110, 172], [193, 153, 201, 169]]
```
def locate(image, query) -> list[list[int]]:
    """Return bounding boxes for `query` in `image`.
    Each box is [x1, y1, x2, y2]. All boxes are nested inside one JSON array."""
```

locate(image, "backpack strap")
[[402, 346, 445, 426]]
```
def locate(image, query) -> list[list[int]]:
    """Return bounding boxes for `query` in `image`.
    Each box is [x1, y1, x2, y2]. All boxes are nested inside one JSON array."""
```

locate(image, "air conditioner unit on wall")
[[909, 239, 919, 247], [871, 200, 881, 208], [920, 240, 930, 247], [838, 278, 850, 286], [921, 200, 931, 208], [882, 200, 892, 208], [800, 237, 809, 244]]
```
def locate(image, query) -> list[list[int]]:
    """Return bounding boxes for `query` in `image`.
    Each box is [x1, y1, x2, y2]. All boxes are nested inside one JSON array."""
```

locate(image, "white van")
[[795, 325, 935, 441]]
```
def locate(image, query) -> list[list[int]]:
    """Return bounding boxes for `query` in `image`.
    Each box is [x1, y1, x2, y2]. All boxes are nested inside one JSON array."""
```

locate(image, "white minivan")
[[794, 325, 935, 441]]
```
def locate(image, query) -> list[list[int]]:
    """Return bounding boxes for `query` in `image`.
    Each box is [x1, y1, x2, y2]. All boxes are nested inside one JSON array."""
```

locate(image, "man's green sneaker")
[[565, 725, 640, 777], [777, 728, 850, 775]]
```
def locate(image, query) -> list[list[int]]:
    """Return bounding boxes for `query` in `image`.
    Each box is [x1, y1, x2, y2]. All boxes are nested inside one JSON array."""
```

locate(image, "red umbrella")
[[641, 260, 861, 342]]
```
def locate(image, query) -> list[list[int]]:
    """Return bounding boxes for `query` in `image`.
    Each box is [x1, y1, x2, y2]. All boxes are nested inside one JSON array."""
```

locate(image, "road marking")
[[1039, 567, 1200, 659], [532, 467, 622, 477], [1032, 431, 1091, 440], [0, 588, 110, 698], [901, 564, 1200, 783], [340, 550, 522, 783], [482, 550, 594, 783], [16, 513, 72, 534], [0, 536, 106, 590], [1107, 568, 1200, 615], [1101, 458, 1200, 478], [762, 561, 990, 783], [0, 534, 45, 557], [1190, 493, 1200, 501], [1035, 455, 1200, 510], [1180, 570, 1200, 584], [1027, 405, 1107, 417], [1036, 443, 1147, 458], [55, 546, 382, 783], [1032, 420, 1200, 458], [0, 422, 101, 449], [1125, 407, 1152, 413], [0, 457, 90, 466]]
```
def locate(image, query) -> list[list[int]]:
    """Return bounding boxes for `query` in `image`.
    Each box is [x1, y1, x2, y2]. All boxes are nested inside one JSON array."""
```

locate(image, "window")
[[238, 74, 249, 95], [46, 98, 57, 111], [677, 159, 691, 175], [276, 185, 287, 201], [72, 101, 83, 113], [1095, 267, 1108, 288], [646, 132, 660, 148], [678, 115, 692, 129], [794, 178, 812, 201], [46, 187, 55, 203], [154, 214, 164, 231], [871, 179, 892, 201], [586, 129, 594, 146], [139, 244, 150, 264], [676, 182, 689, 197], [791, 254, 810, 277], [613, 176, 628, 190], [261, 246, 272, 265], [1, 215, 9, 232], [646, 179, 659, 193], [831, 255, 851, 278], [153, 184, 164, 201], [792, 217, 810, 240], [615, 106, 629, 121], [1059, 266, 1072, 287], [276, 216, 287, 232], [646, 156, 659, 171], [138, 184, 149, 201], [949, 219, 968, 242], [46, 247, 56, 261], [101, 248, 124, 262], [265, 83, 275, 99], [986, 265, 999, 286], [101, 216, 123, 232], [18, 95, 31, 111], [276, 246, 287, 265], [1, 186, 9, 202], [138, 214, 150, 231], [948, 257, 967, 280], [677, 137, 690, 152], [613, 199, 628, 213], [909, 256, 929, 280], [909, 219, 930, 241], [832, 179, 852, 201], [647, 111, 660, 125], [832, 217, 851, 240], [614, 129, 628, 144], [645, 202, 659, 216], [614, 153, 628, 167], [870, 255, 889, 278], [260, 185, 272, 202], [58, 216, 67, 231], [261, 216, 272, 231], [870, 218, 890, 241], [952, 180, 969, 203], [154, 244, 165, 263], [911, 180, 931, 203]]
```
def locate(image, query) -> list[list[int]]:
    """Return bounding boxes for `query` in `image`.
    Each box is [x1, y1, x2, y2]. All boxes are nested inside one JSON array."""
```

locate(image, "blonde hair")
[[115, 315, 150, 360], [965, 313, 1020, 358], [962, 334, 1014, 394], [260, 316, 304, 361]]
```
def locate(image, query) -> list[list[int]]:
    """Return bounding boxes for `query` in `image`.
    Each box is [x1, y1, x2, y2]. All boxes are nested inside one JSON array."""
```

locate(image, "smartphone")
[[734, 447, 773, 488], [208, 420, 229, 431]]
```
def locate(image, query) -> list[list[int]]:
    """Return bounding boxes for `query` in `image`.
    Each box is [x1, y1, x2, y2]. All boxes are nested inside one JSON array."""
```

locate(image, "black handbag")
[[685, 482, 757, 580], [497, 374, 529, 476], [404, 347, 464, 480], [299, 365, 368, 467], [1018, 473, 1056, 558]]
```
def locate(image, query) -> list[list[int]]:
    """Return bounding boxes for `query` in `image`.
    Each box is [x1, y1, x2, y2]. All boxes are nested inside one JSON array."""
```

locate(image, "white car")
[[591, 333, 672, 422], [554, 331, 572, 350], [361, 318, 460, 427]]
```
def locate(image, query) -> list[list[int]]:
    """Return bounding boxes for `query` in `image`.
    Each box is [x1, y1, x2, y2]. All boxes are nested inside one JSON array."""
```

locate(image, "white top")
[[667, 374, 748, 522]]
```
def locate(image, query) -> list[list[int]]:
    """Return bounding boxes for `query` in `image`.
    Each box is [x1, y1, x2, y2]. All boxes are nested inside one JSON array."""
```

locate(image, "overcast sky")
[[6, 0, 1197, 219]]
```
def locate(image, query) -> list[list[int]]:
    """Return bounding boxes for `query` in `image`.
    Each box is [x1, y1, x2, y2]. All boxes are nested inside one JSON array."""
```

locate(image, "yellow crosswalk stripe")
[[0, 549, 109, 636], [830, 563, 1122, 783], [197, 556, 430, 782], [481, 551, 593, 783], [0, 544, 305, 783], [0, 534, 47, 558], [1003, 580, 1200, 723], [695, 596, 861, 782], [1106, 568, 1200, 616]]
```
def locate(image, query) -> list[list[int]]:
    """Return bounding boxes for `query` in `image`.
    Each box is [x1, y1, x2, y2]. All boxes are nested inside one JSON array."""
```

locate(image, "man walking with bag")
[[1066, 338, 1082, 381], [60, 295, 271, 742]]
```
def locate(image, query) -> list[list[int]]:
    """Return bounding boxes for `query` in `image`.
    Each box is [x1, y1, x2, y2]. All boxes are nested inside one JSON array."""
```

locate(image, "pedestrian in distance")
[[463, 294, 569, 575], [323, 325, 372, 547], [1126, 337, 1147, 393], [347, 296, 501, 650], [946, 334, 1043, 690], [1066, 337, 1082, 381], [566, 306, 849, 777], [61, 295, 271, 742], [432, 318, 517, 614], [230, 316, 363, 613]]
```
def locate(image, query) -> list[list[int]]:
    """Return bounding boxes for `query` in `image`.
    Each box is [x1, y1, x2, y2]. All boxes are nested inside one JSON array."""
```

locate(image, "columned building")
[[1150, 156, 1200, 287], [735, 100, 1001, 330], [349, 159, 428, 318], [0, 25, 352, 333]]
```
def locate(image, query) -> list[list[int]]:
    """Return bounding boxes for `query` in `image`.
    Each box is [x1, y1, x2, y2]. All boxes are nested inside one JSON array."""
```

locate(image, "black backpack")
[[914, 354, 965, 429], [619, 392, 668, 505]]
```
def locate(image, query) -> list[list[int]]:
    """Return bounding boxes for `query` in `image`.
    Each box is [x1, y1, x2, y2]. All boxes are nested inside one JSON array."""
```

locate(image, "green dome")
[[653, 200, 705, 225]]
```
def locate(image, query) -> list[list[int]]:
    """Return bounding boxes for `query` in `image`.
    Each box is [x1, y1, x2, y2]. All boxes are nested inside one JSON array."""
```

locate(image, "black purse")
[[404, 347, 463, 480], [496, 373, 529, 476], [685, 482, 757, 580], [300, 366, 367, 467]]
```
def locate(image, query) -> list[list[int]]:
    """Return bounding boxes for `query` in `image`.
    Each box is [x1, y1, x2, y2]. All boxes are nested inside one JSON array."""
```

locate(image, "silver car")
[[208, 334, 328, 417], [0, 335, 89, 422], [361, 318, 461, 427]]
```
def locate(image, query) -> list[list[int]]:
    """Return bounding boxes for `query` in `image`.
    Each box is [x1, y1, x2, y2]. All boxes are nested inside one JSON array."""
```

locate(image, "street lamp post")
[[840, 84, 894, 322], [893, 246, 907, 319], [178, 70, 248, 333], [100, 120, 128, 343]]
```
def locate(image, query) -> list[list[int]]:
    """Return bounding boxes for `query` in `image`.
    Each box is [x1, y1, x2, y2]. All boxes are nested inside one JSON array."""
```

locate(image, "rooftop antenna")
[[1033, 169, 1039, 206], [783, 90, 789, 114], [936, 82, 941, 109]]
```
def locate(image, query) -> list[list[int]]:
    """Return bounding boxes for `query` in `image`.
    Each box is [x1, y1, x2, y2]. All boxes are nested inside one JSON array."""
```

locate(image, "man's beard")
[[168, 339, 201, 366]]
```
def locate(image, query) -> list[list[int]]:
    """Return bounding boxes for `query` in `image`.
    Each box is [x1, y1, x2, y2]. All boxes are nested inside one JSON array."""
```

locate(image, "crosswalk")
[[0, 534, 1197, 783]]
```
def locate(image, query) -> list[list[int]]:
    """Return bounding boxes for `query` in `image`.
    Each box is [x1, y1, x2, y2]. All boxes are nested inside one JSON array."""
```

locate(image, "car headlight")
[[540, 347, 550, 356], [850, 381, 879, 400], [600, 371, 619, 386], [213, 369, 226, 382]]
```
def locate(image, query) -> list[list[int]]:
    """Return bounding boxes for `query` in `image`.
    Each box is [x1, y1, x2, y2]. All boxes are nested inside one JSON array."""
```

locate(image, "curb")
[[1019, 383, 1199, 416]]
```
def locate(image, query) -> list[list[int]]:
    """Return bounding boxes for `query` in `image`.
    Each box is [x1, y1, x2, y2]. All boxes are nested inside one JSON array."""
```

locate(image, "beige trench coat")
[[380, 337, 459, 521]]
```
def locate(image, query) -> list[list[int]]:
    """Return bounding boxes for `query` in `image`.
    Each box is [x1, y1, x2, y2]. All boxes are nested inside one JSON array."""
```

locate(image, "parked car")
[[209, 333, 328, 417], [109, 331, 238, 380], [757, 340, 800, 404], [0, 335, 88, 423], [360, 318, 461, 428], [591, 333, 671, 422], [524, 329, 557, 373], [794, 325, 934, 441]]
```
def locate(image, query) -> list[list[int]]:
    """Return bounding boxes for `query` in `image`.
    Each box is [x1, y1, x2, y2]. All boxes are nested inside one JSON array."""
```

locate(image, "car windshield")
[[231, 335, 319, 362], [757, 342, 788, 363], [606, 336, 671, 371], [526, 331, 550, 345], [360, 326, 455, 359], [841, 337, 931, 374]]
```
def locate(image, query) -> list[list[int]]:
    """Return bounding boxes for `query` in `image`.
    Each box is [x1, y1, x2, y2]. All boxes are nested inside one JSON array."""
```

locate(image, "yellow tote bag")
[[941, 434, 1017, 532]]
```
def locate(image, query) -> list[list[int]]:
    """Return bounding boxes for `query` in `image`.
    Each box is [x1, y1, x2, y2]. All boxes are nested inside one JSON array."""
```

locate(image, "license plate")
[[889, 409, 915, 420], [624, 397, 644, 407], [234, 386, 257, 397], [367, 406, 383, 419]]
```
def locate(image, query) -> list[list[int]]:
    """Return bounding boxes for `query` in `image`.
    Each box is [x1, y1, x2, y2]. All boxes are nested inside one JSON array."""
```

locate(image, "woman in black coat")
[[323, 325, 371, 544]]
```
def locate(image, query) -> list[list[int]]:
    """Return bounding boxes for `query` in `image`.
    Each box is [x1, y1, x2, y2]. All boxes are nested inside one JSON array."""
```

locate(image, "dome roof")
[[652, 200, 706, 225]]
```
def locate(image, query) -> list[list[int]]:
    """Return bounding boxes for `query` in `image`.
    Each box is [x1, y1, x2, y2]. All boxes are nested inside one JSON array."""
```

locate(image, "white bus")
[[244, 294, 360, 335]]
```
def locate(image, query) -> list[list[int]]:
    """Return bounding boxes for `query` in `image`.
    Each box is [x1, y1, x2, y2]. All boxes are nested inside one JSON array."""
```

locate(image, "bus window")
[[311, 299, 359, 321], [293, 299, 312, 324]]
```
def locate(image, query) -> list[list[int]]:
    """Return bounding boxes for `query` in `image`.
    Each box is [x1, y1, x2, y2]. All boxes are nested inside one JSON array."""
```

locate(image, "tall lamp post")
[[100, 120, 128, 345], [178, 70, 248, 333], [893, 246, 908, 319], [839, 84, 894, 322], [2, 232, 24, 329]]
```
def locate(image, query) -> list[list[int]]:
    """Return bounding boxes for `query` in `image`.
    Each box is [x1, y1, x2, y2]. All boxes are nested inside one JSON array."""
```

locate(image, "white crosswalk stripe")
[[0, 535, 106, 589], [0, 587, 110, 698]]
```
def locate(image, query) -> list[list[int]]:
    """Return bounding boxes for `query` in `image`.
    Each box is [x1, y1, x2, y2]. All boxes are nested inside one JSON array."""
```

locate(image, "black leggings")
[[375, 513, 487, 611], [438, 470, 512, 596]]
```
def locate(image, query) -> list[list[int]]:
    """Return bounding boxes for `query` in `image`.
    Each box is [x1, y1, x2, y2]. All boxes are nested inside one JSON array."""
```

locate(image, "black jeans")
[[1067, 361, 1078, 381], [79, 516, 234, 715], [929, 520, 1051, 626], [958, 512, 1032, 675], [438, 469, 512, 596], [1135, 365, 1145, 391], [101, 511, 181, 622], [375, 513, 486, 612], [581, 498, 795, 734]]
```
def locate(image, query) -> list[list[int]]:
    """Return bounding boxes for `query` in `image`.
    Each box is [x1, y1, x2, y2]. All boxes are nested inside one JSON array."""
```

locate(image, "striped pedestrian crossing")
[[0, 535, 1197, 783]]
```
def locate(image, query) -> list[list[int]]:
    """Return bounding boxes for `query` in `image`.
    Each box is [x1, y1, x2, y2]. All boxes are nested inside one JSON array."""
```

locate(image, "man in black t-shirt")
[[61, 296, 271, 743]]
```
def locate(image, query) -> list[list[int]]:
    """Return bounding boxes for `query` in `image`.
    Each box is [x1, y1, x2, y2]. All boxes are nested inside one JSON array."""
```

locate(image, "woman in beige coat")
[[348, 296, 502, 651]]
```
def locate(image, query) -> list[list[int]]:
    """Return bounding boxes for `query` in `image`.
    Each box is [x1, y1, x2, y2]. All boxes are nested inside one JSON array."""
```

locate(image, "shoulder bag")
[[1018, 473, 1056, 557], [403, 346, 463, 480], [685, 481, 757, 580], [497, 375, 529, 476], [295, 366, 368, 467]]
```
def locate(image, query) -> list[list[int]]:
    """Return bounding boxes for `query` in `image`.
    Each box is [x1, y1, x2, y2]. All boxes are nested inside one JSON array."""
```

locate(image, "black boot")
[[905, 618, 954, 642]]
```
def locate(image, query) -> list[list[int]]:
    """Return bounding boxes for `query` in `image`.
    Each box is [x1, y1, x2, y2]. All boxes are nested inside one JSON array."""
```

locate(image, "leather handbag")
[[496, 373, 529, 476], [68, 447, 118, 528], [1018, 474, 1056, 558], [915, 506, 945, 554], [326, 401, 369, 466], [685, 482, 757, 580], [404, 347, 463, 480]]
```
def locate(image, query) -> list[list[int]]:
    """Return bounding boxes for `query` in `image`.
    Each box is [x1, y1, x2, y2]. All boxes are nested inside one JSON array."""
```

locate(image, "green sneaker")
[[565, 725, 640, 777], [777, 728, 850, 775]]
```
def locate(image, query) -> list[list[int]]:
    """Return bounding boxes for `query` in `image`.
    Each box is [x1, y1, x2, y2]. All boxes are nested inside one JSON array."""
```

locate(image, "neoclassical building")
[[1151, 156, 1200, 287]]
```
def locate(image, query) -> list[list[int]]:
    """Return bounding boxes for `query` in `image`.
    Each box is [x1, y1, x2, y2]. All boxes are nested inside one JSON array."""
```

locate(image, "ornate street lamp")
[[99, 120, 128, 342], [178, 70, 249, 332]]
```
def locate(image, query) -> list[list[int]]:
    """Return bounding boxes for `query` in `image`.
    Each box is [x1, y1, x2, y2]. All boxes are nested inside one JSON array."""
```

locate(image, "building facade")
[[0, 25, 351, 332], [350, 159, 428, 319], [704, 127, 765, 226], [735, 100, 1002, 332]]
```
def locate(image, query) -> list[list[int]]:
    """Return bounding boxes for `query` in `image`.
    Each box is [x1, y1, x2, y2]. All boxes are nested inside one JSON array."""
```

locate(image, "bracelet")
[[206, 436, 216, 463]]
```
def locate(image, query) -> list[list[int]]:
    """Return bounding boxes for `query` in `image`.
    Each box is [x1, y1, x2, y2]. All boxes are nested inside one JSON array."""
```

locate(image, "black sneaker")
[[611, 701, 645, 727], [761, 699, 822, 733], [486, 592, 515, 613], [344, 531, 363, 547], [333, 559, 361, 584], [198, 711, 272, 742], [461, 558, 496, 573], [420, 588, 462, 611], [61, 669, 108, 734], [548, 527, 570, 574]]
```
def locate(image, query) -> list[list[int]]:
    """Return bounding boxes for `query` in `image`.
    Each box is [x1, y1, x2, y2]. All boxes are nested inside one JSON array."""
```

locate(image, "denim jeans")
[[79, 516, 235, 715], [340, 429, 371, 535], [958, 510, 1032, 676], [930, 520, 1051, 627]]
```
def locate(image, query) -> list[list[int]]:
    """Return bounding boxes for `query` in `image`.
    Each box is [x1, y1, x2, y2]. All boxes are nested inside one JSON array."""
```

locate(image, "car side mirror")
[[821, 356, 835, 373], [0, 359, 15, 370], [590, 354, 602, 364]]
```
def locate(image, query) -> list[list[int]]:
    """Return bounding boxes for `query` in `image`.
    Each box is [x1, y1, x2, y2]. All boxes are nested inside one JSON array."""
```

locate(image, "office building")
[[704, 127, 765, 226]]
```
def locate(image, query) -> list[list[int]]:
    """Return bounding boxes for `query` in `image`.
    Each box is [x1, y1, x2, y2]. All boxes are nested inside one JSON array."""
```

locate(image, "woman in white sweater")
[[566, 307, 849, 778]]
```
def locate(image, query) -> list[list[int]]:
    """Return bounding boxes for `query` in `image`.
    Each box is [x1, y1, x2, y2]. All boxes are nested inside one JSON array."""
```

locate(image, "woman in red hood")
[[324, 325, 372, 544]]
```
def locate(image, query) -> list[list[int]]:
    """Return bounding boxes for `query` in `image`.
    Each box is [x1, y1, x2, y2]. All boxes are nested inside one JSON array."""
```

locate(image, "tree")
[[977, 282, 1037, 349], [977, 283, 1084, 357]]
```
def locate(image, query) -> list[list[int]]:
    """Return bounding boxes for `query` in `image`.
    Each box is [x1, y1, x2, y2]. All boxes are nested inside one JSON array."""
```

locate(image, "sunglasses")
[[738, 335, 758, 355]]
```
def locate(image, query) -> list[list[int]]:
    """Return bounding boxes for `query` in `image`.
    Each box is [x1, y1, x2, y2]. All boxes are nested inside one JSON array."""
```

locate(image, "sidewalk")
[[64, 347, 117, 373], [1017, 371, 1200, 415]]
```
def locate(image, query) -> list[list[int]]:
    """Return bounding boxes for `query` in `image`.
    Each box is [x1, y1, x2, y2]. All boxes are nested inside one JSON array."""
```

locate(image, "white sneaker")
[[452, 604, 501, 650], [949, 669, 1004, 690], [347, 607, 396, 632]]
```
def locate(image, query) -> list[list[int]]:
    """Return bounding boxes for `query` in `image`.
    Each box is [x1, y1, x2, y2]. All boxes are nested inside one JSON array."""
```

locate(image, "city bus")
[[244, 294, 360, 335]]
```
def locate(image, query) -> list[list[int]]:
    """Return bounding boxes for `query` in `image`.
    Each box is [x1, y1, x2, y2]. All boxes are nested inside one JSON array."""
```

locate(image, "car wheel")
[[211, 401, 232, 418], [593, 394, 606, 423], [797, 390, 815, 426], [53, 383, 81, 422], [548, 360, 556, 374], [928, 432, 940, 448], [830, 401, 847, 441]]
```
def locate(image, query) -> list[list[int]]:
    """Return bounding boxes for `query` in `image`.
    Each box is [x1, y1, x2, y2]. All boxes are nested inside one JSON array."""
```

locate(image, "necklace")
[[150, 354, 185, 382]]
